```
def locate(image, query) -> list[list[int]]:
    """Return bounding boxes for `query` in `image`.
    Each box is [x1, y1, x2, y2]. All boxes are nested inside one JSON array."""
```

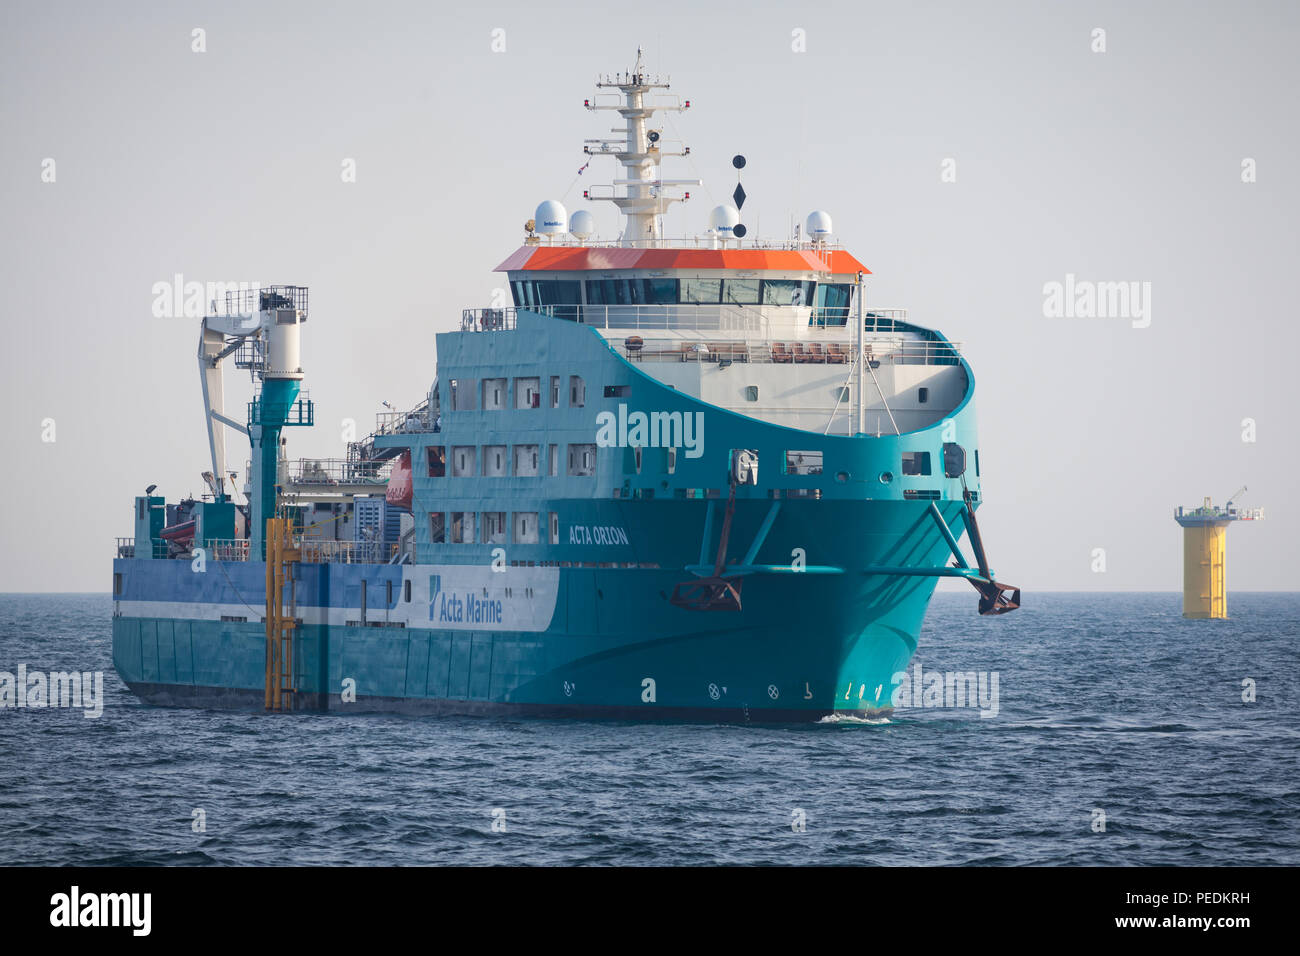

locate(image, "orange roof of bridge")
[[495, 246, 869, 275]]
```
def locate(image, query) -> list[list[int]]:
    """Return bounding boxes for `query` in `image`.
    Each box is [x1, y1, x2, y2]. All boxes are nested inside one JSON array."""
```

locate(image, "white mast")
[[584, 49, 700, 248]]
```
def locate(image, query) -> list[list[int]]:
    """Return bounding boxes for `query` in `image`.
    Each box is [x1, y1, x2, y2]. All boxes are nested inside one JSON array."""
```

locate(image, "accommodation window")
[[513, 444, 540, 476], [483, 445, 508, 477], [902, 452, 932, 476], [665, 446, 677, 474], [482, 378, 507, 410], [604, 385, 630, 398], [515, 377, 540, 409], [513, 512, 539, 544], [975, 450, 980, 477], [784, 450, 823, 476], [548, 444, 558, 477], [548, 512, 559, 545], [550, 376, 560, 408], [745, 385, 759, 402], [427, 446, 446, 477], [569, 375, 586, 407], [451, 446, 476, 477], [918, 387, 929, 404], [429, 512, 446, 544], [404, 579, 412, 602], [113, 572, 123, 596], [568, 443, 596, 477], [481, 512, 507, 544]]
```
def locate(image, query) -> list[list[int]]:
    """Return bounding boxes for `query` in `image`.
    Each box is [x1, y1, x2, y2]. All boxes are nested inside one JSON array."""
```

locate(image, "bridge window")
[[761, 280, 816, 306], [680, 278, 721, 304], [722, 278, 760, 305], [511, 279, 582, 309], [585, 278, 679, 306], [812, 283, 854, 326], [902, 452, 932, 476]]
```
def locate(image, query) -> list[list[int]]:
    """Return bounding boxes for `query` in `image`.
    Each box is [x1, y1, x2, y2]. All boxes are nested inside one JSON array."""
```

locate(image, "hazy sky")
[[2, 0, 1296, 592]]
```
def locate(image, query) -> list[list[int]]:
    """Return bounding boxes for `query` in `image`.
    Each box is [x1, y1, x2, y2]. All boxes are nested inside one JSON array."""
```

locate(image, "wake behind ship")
[[112, 55, 1019, 720]]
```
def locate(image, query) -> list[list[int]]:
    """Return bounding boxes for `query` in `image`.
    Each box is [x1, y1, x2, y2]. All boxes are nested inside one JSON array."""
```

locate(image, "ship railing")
[[282, 458, 393, 486], [375, 399, 436, 436], [621, 335, 962, 366], [208, 539, 251, 562], [114, 537, 183, 559], [296, 539, 398, 564]]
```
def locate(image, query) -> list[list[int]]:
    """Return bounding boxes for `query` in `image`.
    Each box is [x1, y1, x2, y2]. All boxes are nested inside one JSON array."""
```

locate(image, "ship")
[[112, 54, 1019, 720]]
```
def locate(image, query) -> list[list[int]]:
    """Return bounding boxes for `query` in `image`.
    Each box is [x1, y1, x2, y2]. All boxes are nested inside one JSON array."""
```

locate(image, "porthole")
[[879, 471, 894, 484], [835, 471, 849, 483]]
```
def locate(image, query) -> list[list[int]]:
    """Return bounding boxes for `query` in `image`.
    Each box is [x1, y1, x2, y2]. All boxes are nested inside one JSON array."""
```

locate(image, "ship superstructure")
[[112, 56, 1018, 719]]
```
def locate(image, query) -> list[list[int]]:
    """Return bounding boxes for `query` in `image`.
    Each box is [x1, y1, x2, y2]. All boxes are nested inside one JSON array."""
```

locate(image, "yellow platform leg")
[[264, 517, 300, 710], [1182, 522, 1228, 619]]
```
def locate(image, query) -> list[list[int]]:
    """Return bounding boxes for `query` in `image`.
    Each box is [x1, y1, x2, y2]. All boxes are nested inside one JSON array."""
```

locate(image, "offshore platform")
[[1173, 487, 1263, 619]]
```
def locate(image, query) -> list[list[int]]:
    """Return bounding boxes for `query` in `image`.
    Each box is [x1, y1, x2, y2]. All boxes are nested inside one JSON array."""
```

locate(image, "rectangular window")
[[569, 375, 586, 407], [113, 572, 123, 596], [761, 279, 815, 307], [722, 278, 760, 305], [548, 511, 559, 545], [918, 387, 929, 404], [483, 445, 508, 477], [603, 385, 629, 398], [514, 377, 540, 409], [513, 444, 540, 477], [450, 512, 475, 544], [386, 580, 393, 605], [568, 443, 596, 476], [449, 378, 475, 411], [975, 450, 980, 477], [451, 446, 476, 477], [482, 378, 507, 410], [665, 446, 677, 474], [427, 445, 446, 477], [481, 511, 507, 544], [549, 444, 558, 477], [745, 385, 759, 402], [812, 283, 854, 326], [549, 376, 560, 408], [680, 277, 721, 304], [902, 452, 932, 476], [784, 450, 823, 476], [404, 579, 412, 602], [430, 512, 446, 543], [513, 511, 539, 544]]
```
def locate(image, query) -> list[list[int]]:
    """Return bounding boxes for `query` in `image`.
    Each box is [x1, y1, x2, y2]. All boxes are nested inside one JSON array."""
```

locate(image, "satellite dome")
[[535, 200, 568, 235], [569, 209, 595, 240], [708, 204, 741, 236], [805, 210, 833, 241]]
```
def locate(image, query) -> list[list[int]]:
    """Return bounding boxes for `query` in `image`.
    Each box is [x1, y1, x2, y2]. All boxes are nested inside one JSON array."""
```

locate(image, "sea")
[[1, 592, 1296, 866]]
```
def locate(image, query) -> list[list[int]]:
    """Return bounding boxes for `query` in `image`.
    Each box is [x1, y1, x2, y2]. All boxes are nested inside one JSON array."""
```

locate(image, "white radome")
[[805, 210, 833, 241], [569, 210, 595, 240], [708, 204, 741, 235], [535, 200, 568, 235]]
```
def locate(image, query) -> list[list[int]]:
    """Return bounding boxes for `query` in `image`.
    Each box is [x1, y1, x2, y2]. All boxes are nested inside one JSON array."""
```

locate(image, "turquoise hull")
[[113, 310, 990, 721]]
